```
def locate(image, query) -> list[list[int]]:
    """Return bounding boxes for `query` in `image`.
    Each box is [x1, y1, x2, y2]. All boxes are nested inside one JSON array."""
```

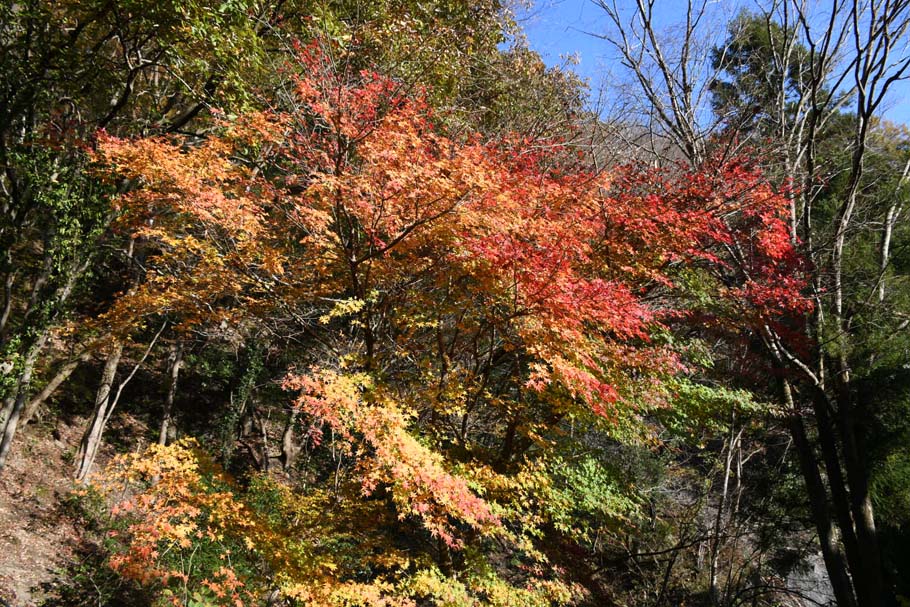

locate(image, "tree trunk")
[[281, 408, 300, 471], [0, 250, 93, 471], [20, 351, 89, 426], [710, 430, 736, 606], [879, 157, 909, 305], [256, 408, 270, 473], [158, 341, 183, 446], [834, 372, 885, 607], [808, 386, 865, 594], [437, 537, 454, 577], [783, 380, 857, 607], [76, 342, 123, 481], [0, 330, 50, 470], [0, 264, 15, 340]]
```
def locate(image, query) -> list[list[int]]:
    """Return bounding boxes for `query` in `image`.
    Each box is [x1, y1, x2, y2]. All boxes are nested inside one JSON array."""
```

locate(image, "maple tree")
[[76, 40, 812, 606]]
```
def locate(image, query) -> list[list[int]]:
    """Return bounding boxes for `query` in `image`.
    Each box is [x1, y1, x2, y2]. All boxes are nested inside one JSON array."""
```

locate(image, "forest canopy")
[[0, 1, 908, 607]]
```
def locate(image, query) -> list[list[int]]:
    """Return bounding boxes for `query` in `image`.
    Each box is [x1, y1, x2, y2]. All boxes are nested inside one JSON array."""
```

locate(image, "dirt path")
[[0, 421, 82, 606]]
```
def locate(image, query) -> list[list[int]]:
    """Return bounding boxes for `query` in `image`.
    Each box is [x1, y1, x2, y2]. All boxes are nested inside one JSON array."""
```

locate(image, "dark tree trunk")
[[158, 341, 183, 446], [789, 413, 857, 607], [783, 381, 857, 607]]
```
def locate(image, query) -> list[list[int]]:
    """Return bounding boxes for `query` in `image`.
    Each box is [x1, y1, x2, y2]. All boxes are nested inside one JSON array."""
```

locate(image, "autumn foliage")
[[86, 42, 809, 606]]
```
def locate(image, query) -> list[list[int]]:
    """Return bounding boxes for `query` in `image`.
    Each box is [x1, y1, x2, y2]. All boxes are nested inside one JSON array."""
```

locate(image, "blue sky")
[[518, 0, 910, 126]]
